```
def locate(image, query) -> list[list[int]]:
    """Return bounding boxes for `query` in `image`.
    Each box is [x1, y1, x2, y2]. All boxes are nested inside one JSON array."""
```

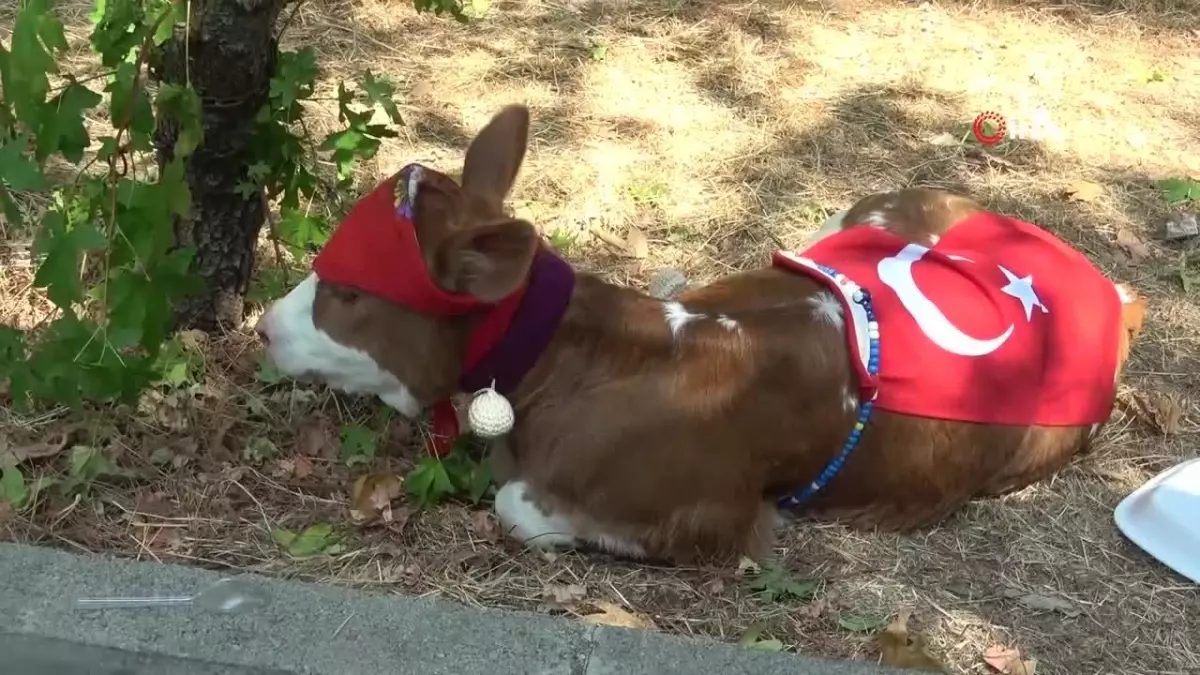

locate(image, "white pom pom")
[[467, 386, 514, 438]]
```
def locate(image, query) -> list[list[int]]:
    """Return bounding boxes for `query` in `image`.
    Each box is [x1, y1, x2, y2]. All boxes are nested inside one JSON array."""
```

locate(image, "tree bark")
[[153, 0, 288, 332]]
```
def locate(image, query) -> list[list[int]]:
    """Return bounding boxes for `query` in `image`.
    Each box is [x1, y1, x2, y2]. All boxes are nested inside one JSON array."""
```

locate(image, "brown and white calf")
[[255, 105, 1147, 564]]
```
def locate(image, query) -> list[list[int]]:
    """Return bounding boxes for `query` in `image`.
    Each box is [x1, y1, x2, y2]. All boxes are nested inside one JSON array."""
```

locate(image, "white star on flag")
[[998, 265, 1048, 321]]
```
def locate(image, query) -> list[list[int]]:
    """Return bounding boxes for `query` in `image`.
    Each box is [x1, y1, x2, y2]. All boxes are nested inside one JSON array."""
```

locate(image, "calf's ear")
[[434, 218, 538, 302], [461, 105, 530, 216]]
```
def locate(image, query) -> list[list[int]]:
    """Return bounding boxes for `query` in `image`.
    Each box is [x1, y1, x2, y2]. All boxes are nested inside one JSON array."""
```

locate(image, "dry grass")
[[3, 0, 1200, 673]]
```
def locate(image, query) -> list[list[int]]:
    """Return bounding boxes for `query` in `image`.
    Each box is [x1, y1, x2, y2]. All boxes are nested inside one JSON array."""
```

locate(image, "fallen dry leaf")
[[142, 525, 185, 554], [984, 644, 1037, 675], [625, 226, 650, 259], [291, 455, 315, 479], [581, 601, 656, 630], [927, 131, 960, 146], [878, 611, 948, 671], [700, 577, 727, 595], [207, 418, 236, 456], [1064, 179, 1105, 202], [295, 417, 335, 457], [0, 429, 74, 465], [736, 556, 762, 577], [795, 595, 829, 620], [1008, 590, 1081, 618], [349, 472, 405, 524], [588, 225, 628, 251], [132, 492, 175, 519], [1116, 228, 1152, 264], [272, 458, 296, 478], [541, 583, 587, 612], [176, 329, 208, 352], [470, 510, 501, 543], [1129, 391, 1184, 435]]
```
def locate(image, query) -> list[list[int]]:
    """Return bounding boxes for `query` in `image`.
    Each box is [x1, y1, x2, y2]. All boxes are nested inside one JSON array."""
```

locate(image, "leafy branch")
[[0, 0, 199, 408], [0, 0, 460, 409]]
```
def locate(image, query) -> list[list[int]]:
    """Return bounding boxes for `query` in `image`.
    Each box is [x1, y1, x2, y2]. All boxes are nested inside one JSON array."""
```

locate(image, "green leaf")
[[0, 186, 26, 231], [340, 424, 377, 466], [322, 127, 366, 152], [273, 522, 336, 558], [156, 84, 204, 158], [32, 214, 108, 309], [61, 445, 124, 495], [1156, 177, 1200, 204], [90, 0, 147, 68], [108, 62, 155, 149], [159, 157, 192, 217], [467, 458, 494, 504], [269, 48, 318, 111], [36, 82, 104, 162], [738, 623, 785, 652], [105, 266, 177, 352], [357, 70, 403, 125], [256, 356, 287, 385], [836, 614, 888, 633], [244, 436, 278, 465], [0, 327, 27, 381], [411, 0, 469, 22], [748, 564, 822, 603], [277, 208, 330, 251], [6, 0, 63, 126], [468, 0, 490, 17], [1, 463, 29, 509], [150, 0, 187, 46], [406, 456, 456, 508], [163, 360, 190, 386], [0, 135, 49, 191], [248, 265, 302, 303]]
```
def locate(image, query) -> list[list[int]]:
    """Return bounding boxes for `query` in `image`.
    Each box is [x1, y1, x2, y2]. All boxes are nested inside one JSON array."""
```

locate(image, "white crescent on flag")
[[877, 243, 1014, 357]]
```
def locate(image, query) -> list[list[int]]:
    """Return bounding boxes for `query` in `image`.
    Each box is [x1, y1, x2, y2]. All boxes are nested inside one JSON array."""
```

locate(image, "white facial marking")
[[928, 233, 941, 245], [257, 273, 421, 417], [802, 209, 849, 249], [494, 481, 578, 550], [808, 290, 845, 330], [716, 314, 740, 332], [663, 301, 705, 337]]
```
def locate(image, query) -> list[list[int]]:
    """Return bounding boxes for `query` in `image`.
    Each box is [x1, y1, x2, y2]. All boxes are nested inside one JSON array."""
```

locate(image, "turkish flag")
[[774, 211, 1122, 427]]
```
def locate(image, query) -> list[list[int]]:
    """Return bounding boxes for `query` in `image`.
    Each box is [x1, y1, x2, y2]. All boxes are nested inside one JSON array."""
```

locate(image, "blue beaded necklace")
[[777, 262, 882, 510]]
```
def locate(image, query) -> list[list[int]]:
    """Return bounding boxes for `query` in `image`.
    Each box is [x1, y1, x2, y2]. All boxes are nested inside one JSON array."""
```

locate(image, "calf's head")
[[254, 105, 539, 416]]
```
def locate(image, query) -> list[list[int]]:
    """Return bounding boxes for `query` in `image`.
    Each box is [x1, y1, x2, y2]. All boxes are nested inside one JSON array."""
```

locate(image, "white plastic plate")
[[1113, 456, 1200, 584]]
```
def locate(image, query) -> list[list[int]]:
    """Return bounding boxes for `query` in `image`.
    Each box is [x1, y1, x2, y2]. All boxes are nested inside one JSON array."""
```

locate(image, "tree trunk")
[[153, 0, 288, 332]]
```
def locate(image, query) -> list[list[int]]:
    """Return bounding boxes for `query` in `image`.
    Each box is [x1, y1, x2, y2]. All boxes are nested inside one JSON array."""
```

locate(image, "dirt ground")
[[2, 0, 1199, 673]]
